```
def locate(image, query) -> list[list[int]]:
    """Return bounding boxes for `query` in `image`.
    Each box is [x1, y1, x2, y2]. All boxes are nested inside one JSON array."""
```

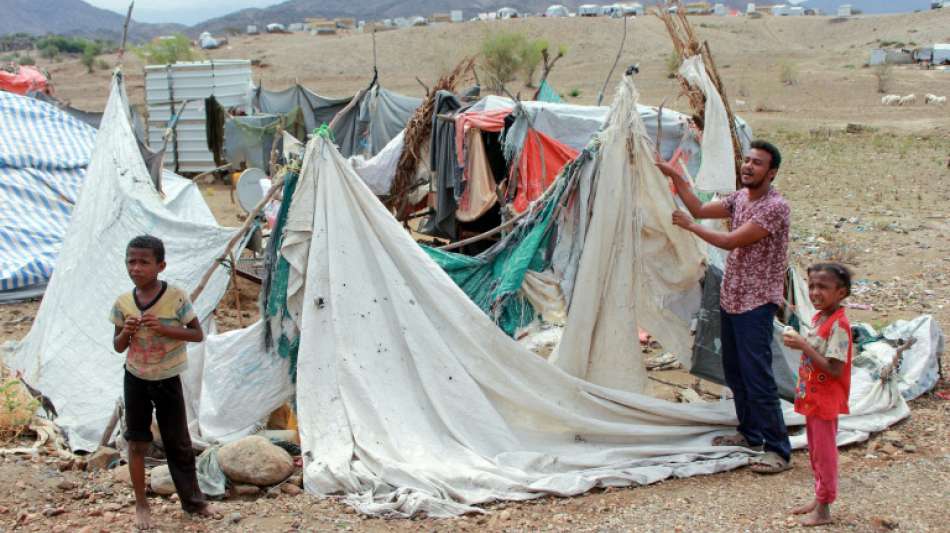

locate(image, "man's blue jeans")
[[720, 303, 791, 461]]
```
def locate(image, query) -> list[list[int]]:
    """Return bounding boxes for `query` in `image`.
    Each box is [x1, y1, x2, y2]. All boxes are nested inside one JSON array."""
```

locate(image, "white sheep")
[[899, 94, 917, 106], [924, 94, 947, 105], [881, 94, 901, 106]]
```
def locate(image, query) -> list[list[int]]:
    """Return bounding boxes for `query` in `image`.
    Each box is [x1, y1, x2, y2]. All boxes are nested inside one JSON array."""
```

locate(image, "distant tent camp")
[[0, 90, 96, 300]]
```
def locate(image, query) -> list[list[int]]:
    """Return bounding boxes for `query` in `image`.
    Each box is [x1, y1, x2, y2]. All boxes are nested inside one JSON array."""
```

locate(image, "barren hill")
[[0, 0, 185, 42]]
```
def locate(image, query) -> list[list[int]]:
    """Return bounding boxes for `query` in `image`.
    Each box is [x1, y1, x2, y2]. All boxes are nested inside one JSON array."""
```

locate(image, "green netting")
[[261, 169, 301, 381], [422, 153, 586, 336], [536, 79, 563, 103]]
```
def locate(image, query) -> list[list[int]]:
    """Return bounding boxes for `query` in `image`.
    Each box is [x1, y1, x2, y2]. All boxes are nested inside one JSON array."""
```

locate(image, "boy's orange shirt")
[[110, 283, 196, 381]]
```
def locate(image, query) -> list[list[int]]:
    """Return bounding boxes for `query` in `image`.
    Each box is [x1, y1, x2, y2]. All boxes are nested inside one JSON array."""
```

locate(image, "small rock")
[[871, 516, 899, 531], [169, 493, 179, 503], [287, 474, 303, 487], [904, 444, 917, 453], [281, 483, 302, 496], [266, 486, 281, 498], [86, 446, 120, 471], [55, 479, 76, 491], [228, 512, 242, 524], [102, 503, 123, 512], [499, 510, 512, 521], [218, 435, 295, 486], [149, 465, 176, 496], [231, 484, 261, 497], [43, 507, 66, 517], [881, 431, 904, 446], [112, 464, 132, 486], [880, 443, 899, 456]]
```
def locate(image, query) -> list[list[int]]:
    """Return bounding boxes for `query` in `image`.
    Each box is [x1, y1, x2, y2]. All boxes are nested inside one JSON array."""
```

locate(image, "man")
[[656, 140, 793, 474]]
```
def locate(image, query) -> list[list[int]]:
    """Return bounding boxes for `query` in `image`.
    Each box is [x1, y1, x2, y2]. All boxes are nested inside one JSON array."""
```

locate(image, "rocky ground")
[[2, 9, 950, 533]]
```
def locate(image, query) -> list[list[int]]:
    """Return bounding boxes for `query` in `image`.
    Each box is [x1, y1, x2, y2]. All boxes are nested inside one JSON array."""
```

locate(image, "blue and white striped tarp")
[[0, 90, 97, 297]]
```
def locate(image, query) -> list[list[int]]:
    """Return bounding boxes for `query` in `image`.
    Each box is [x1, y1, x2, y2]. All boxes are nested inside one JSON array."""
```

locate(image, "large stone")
[[217, 436, 294, 486], [149, 465, 176, 496], [112, 465, 132, 486], [86, 446, 120, 471]]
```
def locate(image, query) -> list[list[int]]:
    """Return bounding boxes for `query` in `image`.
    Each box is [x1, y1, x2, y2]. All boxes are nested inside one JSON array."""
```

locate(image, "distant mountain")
[[0, 0, 186, 42]]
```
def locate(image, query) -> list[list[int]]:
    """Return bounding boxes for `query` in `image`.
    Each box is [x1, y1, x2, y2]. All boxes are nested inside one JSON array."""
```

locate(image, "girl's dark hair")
[[127, 235, 165, 263], [807, 262, 852, 296]]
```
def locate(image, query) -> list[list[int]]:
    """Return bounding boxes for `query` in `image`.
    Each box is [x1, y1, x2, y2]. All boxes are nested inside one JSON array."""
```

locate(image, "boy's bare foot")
[[800, 504, 833, 527], [792, 499, 819, 515], [135, 503, 153, 530]]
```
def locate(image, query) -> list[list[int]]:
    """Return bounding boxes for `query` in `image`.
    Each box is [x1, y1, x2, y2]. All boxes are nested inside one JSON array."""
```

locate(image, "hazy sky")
[[86, 0, 274, 25]]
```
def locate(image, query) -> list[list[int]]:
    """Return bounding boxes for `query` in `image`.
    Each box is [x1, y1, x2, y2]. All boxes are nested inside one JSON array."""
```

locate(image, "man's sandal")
[[750, 451, 792, 474]]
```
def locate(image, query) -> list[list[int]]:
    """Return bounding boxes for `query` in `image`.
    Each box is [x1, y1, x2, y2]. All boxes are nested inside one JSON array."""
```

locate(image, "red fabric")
[[794, 308, 852, 420], [454, 109, 509, 166], [806, 416, 839, 504], [511, 130, 577, 213], [0, 65, 50, 95]]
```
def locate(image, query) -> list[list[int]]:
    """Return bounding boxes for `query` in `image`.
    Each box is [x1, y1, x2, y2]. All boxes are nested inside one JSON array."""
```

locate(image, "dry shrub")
[[780, 62, 798, 86], [0, 369, 38, 442], [873, 64, 893, 94]]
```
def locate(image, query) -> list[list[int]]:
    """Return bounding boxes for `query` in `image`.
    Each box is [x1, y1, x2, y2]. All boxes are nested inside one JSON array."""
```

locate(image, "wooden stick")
[[117, 1, 134, 63], [437, 209, 528, 252], [597, 16, 628, 106], [701, 41, 743, 182], [437, 168, 562, 252], [228, 251, 244, 328], [98, 400, 122, 447], [190, 177, 283, 302]]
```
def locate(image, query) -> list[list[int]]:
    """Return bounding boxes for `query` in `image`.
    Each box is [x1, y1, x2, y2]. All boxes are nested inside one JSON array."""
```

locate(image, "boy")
[[111, 235, 216, 530]]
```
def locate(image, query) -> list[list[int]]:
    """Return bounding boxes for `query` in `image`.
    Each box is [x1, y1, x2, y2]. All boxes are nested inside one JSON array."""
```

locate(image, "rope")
[[313, 123, 335, 141]]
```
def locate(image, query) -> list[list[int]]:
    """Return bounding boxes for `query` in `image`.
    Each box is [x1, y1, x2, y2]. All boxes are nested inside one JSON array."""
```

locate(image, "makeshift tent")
[[1, 73, 271, 451], [330, 85, 422, 158], [257, 76, 935, 517], [27, 91, 103, 129], [223, 109, 306, 170], [420, 91, 464, 239], [0, 65, 49, 95], [0, 90, 97, 300], [679, 55, 736, 194], [252, 84, 351, 134]]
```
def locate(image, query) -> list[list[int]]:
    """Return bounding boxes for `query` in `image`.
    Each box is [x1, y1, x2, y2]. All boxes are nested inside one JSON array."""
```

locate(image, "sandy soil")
[[2, 11, 950, 533]]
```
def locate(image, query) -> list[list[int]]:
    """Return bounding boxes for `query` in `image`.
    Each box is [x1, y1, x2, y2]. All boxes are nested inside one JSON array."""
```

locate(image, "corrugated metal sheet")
[[145, 60, 252, 173]]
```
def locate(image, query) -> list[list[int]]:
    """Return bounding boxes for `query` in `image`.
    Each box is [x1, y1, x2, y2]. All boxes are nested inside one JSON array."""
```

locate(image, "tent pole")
[[596, 16, 627, 106], [116, 1, 134, 65]]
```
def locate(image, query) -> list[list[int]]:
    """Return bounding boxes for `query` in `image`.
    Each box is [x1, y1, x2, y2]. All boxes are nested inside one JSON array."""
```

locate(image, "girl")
[[782, 262, 854, 527]]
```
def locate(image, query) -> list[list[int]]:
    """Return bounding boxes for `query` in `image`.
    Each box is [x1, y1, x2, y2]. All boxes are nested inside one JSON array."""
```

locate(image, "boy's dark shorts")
[[123, 368, 186, 443]]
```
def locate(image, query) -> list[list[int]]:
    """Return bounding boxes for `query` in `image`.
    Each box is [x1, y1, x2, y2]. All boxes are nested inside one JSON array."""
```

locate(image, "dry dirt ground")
[[2, 11, 950, 533]]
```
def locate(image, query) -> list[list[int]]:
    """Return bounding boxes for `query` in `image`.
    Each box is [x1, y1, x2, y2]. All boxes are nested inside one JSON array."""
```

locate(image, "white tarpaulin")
[[550, 79, 706, 394], [679, 55, 737, 194], [1, 73, 268, 451], [284, 101, 756, 519]]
